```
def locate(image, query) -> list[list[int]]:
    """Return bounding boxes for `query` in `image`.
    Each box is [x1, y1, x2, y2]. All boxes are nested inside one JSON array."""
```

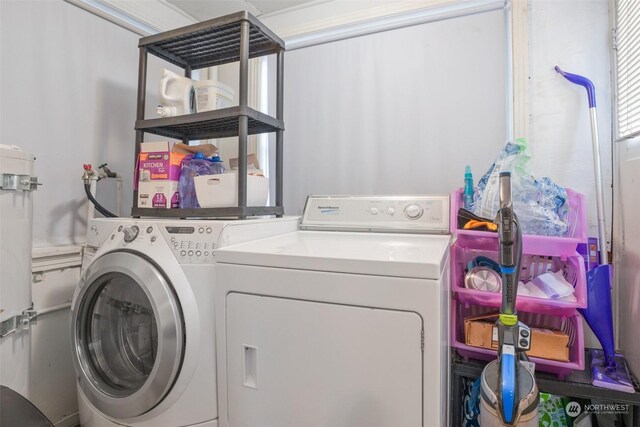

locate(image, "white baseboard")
[[53, 411, 79, 427]]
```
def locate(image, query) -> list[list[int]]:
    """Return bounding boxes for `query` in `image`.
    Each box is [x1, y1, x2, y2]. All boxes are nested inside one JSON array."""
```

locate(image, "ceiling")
[[166, 0, 317, 20]]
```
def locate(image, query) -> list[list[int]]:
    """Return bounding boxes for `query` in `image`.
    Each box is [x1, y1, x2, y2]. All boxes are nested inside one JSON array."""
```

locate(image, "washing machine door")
[[71, 251, 184, 420]]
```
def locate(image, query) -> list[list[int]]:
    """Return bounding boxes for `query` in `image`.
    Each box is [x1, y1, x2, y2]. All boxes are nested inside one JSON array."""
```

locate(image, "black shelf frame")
[[132, 205, 284, 218], [451, 351, 640, 426], [132, 11, 285, 219], [135, 106, 284, 140], [139, 11, 283, 69]]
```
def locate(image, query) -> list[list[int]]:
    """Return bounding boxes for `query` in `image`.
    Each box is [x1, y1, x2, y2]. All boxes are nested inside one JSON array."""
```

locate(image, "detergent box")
[[136, 141, 185, 208]]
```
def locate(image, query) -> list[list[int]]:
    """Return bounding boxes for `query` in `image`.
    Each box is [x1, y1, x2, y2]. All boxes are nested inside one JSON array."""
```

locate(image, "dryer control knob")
[[404, 204, 423, 220], [123, 225, 139, 243]]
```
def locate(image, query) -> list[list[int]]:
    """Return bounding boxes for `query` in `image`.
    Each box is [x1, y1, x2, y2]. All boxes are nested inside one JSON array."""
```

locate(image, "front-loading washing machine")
[[72, 216, 298, 427], [214, 196, 452, 427]]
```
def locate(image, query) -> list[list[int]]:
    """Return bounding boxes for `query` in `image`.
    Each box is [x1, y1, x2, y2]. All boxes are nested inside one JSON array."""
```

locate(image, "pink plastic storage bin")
[[451, 188, 587, 258], [451, 242, 587, 315], [451, 300, 585, 378]]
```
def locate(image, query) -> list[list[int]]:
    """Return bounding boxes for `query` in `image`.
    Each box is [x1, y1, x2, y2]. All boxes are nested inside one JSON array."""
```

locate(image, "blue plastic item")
[[466, 256, 501, 274], [179, 153, 214, 209], [499, 349, 517, 424], [578, 265, 636, 392], [579, 264, 615, 366], [555, 66, 596, 108], [463, 165, 474, 210], [462, 378, 481, 427], [208, 154, 226, 175]]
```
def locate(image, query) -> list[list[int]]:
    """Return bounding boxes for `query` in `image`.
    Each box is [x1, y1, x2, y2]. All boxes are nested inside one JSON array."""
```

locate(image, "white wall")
[[617, 138, 640, 381], [528, 0, 612, 350], [280, 10, 507, 215], [529, 0, 612, 243], [0, 0, 173, 248]]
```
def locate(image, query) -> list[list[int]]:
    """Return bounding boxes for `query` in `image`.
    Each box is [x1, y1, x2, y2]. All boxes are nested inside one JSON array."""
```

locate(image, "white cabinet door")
[[225, 293, 423, 427]]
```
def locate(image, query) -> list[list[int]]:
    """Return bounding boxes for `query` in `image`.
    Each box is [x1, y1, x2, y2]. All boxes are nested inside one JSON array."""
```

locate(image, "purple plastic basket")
[[451, 243, 587, 315], [451, 188, 587, 258], [451, 300, 585, 378]]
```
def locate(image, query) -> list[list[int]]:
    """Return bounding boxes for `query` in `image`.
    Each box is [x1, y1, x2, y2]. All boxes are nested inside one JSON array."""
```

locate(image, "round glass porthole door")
[[87, 272, 157, 393], [72, 251, 184, 420]]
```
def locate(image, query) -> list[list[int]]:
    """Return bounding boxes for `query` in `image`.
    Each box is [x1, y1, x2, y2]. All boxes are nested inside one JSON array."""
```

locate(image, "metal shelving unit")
[[451, 352, 640, 426], [132, 11, 285, 219]]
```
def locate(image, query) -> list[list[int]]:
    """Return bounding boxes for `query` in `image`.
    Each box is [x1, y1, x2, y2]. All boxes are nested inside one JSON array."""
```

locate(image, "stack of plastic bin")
[[450, 188, 587, 378]]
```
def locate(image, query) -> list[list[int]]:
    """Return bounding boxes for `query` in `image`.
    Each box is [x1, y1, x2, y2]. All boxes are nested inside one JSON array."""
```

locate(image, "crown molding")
[[65, 0, 505, 50], [64, 0, 197, 35], [267, 0, 506, 50]]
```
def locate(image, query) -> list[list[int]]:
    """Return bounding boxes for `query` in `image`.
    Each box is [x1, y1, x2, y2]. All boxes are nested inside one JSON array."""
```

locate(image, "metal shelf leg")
[[275, 50, 284, 215], [132, 46, 148, 217], [237, 20, 250, 218]]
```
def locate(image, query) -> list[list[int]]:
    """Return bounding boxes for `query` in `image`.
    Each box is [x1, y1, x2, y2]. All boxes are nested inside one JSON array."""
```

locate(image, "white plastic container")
[[157, 68, 195, 117], [194, 172, 268, 208], [194, 80, 234, 113]]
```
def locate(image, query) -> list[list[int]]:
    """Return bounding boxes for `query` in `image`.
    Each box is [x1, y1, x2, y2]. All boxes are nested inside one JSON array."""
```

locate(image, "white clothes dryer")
[[215, 195, 452, 427], [72, 216, 299, 427]]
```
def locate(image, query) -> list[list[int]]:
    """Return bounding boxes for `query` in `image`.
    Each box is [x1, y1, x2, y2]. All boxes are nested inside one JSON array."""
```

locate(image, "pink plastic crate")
[[451, 188, 587, 258], [451, 243, 587, 315], [451, 300, 585, 378]]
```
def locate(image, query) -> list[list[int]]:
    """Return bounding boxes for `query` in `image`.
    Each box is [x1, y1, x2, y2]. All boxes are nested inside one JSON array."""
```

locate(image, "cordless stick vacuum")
[[480, 172, 539, 426]]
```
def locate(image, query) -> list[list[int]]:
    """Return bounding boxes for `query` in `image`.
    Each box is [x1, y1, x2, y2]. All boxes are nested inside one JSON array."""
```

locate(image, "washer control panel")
[[301, 195, 449, 234], [102, 222, 222, 264], [160, 225, 218, 264]]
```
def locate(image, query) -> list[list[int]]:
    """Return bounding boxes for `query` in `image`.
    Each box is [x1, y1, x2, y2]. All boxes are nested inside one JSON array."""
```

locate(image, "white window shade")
[[616, 0, 640, 138], [281, 9, 507, 214]]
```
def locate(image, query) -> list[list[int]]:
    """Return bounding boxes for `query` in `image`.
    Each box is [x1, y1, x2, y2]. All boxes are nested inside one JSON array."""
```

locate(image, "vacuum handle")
[[555, 66, 596, 108], [498, 173, 515, 267]]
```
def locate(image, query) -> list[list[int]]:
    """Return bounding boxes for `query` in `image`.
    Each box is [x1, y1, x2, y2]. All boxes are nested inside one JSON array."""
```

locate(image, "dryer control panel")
[[301, 195, 449, 234]]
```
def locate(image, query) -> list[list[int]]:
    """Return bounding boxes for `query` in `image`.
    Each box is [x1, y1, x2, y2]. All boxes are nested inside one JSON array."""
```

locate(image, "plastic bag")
[[472, 138, 569, 237], [179, 154, 214, 209]]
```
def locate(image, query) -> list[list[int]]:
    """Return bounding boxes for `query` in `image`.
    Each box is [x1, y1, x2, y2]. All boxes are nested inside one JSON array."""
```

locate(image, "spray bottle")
[[463, 165, 474, 210]]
